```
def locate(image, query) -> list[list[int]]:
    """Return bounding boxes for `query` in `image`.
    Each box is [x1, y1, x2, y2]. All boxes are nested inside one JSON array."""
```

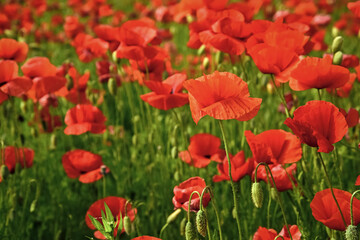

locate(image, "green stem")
[[317, 89, 322, 100], [350, 190, 360, 226], [159, 223, 169, 239], [218, 120, 242, 240], [275, 236, 285, 240], [317, 152, 347, 228], [187, 191, 201, 222], [254, 162, 293, 240], [270, 75, 290, 118]]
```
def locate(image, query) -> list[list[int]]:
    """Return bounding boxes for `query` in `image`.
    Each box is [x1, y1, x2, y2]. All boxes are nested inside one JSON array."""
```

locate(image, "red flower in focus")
[[64, 104, 107, 135], [183, 71, 262, 124], [245, 129, 302, 165], [253, 225, 301, 240], [179, 133, 225, 168], [254, 163, 297, 192], [0, 60, 32, 104], [140, 73, 189, 110], [173, 177, 211, 212], [213, 151, 253, 182], [131, 237, 162, 240], [85, 196, 137, 239], [284, 100, 348, 153], [288, 56, 350, 91], [310, 188, 360, 231], [0, 38, 28, 62], [62, 149, 109, 183]]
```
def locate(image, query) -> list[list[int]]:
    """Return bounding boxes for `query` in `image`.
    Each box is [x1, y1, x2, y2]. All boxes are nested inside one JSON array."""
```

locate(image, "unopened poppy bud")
[[215, 51, 223, 65], [108, 78, 117, 96], [332, 27, 340, 37], [270, 187, 278, 201], [266, 82, 274, 95], [197, 45, 206, 56], [124, 216, 132, 235], [167, 209, 181, 224], [66, 75, 73, 90], [332, 36, 343, 53], [171, 146, 178, 159], [20, 101, 27, 115], [0, 165, 9, 180], [251, 182, 264, 208], [333, 51, 343, 65], [180, 217, 187, 236], [132, 135, 137, 145], [112, 51, 118, 63], [186, 14, 194, 23], [196, 209, 207, 237], [203, 57, 209, 70], [49, 134, 56, 150], [345, 225, 358, 240], [185, 221, 198, 240]]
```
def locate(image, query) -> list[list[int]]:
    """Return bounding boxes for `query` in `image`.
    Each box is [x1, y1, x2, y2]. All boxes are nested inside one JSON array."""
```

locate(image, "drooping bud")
[[270, 187, 278, 201], [251, 182, 264, 208], [108, 77, 117, 96], [345, 225, 358, 240], [171, 146, 178, 159], [197, 45, 206, 56], [332, 36, 343, 53], [333, 51, 343, 65], [167, 209, 181, 224], [123, 216, 132, 235], [196, 209, 207, 237], [185, 221, 198, 240], [202, 57, 209, 70], [0, 165, 10, 180], [180, 218, 187, 236]]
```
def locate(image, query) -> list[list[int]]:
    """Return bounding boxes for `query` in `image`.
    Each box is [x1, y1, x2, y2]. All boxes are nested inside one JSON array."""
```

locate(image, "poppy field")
[[1, 0, 360, 239]]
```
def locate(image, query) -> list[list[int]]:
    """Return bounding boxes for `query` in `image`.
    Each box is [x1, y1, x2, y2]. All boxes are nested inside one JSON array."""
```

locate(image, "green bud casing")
[[251, 182, 264, 208], [196, 209, 207, 237]]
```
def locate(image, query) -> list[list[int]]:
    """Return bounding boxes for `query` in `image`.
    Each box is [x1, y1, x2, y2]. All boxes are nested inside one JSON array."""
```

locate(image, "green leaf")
[[104, 202, 114, 224], [117, 212, 123, 232], [88, 214, 104, 232]]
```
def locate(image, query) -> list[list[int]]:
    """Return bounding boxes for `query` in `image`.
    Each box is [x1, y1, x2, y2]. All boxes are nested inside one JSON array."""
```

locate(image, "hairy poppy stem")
[[187, 191, 201, 222], [200, 186, 223, 240], [317, 152, 347, 228], [270, 75, 290, 118], [350, 190, 360, 226], [254, 162, 293, 240], [218, 120, 242, 240]]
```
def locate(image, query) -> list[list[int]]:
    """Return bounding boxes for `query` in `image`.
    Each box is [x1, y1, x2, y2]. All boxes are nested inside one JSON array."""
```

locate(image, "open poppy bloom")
[[288, 55, 350, 91], [140, 73, 189, 110], [245, 129, 302, 165], [179, 133, 225, 168], [71, 33, 109, 63], [62, 149, 109, 183], [213, 151, 253, 182], [85, 196, 137, 239], [253, 225, 302, 240], [339, 108, 359, 128], [284, 100, 348, 153], [172, 176, 211, 212], [64, 104, 107, 135], [254, 163, 297, 192], [0, 38, 28, 62], [183, 71, 262, 124], [310, 188, 360, 231], [0, 146, 34, 182], [0, 60, 32, 104], [348, 1, 360, 18], [356, 175, 360, 186]]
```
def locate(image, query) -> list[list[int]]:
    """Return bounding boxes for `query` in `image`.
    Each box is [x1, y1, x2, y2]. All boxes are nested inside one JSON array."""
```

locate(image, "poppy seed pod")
[[332, 36, 343, 53], [185, 221, 198, 240], [124, 216, 132, 235], [196, 209, 207, 237], [345, 225, 358, 240], [251, 182, 264, 208]]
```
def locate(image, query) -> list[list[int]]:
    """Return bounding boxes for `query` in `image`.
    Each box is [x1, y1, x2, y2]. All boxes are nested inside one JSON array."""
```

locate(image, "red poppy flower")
[[253, 225, 301, 240], [64, 16, 84, 39], [0, 38, 28, 62], [0, 146, 34, 173], [140, 73, 189, 110], [172, 176, 211, 212], [254, 163, 297, 192], [284, 100, 348, 153], [132, 237, 161, 240], [213, 151, 254, 182], [64, 104, 107, 135], [356, 175, 360, 186], [348, 1, 360, 18], [179, 133, 225, 168], [326, 73, 356, 98], [310, 188, 360, 231], [288, 56, 350, 91], [22, 57, 58, 78], [62, 149, 109, 183], [245, 129, 302, 165], [85, 196, 137, 239], [0, 60, 32, 104], [183, 71, 262, 124], [72, 33, 109, 63], [339, 108, 359, 128]]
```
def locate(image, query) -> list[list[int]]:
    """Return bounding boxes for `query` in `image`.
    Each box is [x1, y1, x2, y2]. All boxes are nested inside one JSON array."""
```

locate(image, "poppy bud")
[[203, 57, 210, 70], [333, 51, 343, 65], [180, 217, 187, 236], [167, 209, 182, 224], [49, 134, 56, 150], [270, 187, 278, 201], [331, 27, 340, 37], [197, 45, 206, 56], [345, 225, 358, 240], [185, 221, 198, 240], [20, 101, 27, 115], [215, 51, 223, 66], [196, 209, 207, 237], [0, 165, 9, 180], [112, 51, 117, 63], [332, 36, 343, 53], [251, 182, 264, 208], [186, 14, 194, 23], [124, 216, 132, 235], [108, 78, 117, 96], [171, 146, 178, 159]]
